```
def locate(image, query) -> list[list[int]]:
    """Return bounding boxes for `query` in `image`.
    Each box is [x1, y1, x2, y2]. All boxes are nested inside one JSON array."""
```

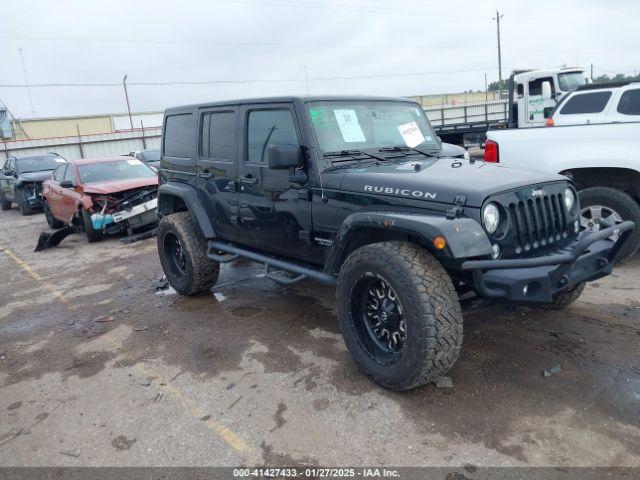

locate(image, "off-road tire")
[[0, 192, 10, 211], [337, 241, 463, 391], [16, 189, 34, 216], [541, 282, 585, 310], [81, 208, 104, 243], [157, 212, 220, 296], [43, 199, 64, 229], [579, 187, 640, 263]]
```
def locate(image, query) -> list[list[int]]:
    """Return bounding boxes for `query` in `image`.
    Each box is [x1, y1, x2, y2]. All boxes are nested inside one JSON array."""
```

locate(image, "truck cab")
[[508, 67, 588, 128]]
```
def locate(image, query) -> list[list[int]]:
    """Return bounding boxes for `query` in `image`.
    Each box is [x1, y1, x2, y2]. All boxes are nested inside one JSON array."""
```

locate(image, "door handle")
[[239, 175, 258, 185]]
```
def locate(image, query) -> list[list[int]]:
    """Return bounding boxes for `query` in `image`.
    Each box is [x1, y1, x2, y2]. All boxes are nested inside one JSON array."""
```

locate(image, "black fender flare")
[[158, 182, 216, 238], [324, 211, 493, 274]]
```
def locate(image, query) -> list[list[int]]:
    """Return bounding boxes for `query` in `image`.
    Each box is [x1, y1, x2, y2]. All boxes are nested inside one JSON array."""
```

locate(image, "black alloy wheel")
[[350, 273, 407, 365]]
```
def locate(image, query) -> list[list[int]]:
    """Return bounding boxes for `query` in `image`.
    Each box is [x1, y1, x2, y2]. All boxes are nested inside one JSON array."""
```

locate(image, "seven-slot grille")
[[508, 192, 569, 254]]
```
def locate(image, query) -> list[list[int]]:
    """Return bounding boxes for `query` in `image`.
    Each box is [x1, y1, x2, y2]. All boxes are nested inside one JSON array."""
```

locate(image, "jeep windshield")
[[307, 101, 440, 160], [16, 155, 66, 173], [79, 159, 156, 184]]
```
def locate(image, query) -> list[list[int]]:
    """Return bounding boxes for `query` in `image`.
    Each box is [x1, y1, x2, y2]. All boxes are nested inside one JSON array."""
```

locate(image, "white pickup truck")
[[485, 121, 640, 261]]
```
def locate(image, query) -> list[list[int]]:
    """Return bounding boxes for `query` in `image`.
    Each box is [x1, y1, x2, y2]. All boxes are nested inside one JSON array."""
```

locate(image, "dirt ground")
[[0, 208, 639, 467]]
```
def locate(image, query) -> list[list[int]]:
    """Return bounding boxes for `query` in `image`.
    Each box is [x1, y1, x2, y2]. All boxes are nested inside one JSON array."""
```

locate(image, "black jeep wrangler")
[[156, 96, 634, 391]]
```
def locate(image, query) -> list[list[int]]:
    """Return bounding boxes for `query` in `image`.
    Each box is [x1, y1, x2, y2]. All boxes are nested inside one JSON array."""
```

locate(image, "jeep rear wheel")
[[541, 282, 585, 311], [337, 241, 463, 391], [157, 212, 220, 295], [579, 187, 640, 263]]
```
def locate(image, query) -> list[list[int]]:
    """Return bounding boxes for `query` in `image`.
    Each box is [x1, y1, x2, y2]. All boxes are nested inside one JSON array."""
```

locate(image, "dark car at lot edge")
[[154, 95, 635, 391], [127, 149, 161, 169], [42, 156, 159, 242], [0, 153, 68, 215]]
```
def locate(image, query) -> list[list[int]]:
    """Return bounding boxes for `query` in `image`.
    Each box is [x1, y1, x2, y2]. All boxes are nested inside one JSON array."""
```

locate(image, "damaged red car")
[[42, 156, 159, 242]]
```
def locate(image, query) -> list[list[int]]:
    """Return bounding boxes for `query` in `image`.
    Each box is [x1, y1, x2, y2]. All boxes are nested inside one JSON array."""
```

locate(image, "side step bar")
[[207, 240, 337, 286]]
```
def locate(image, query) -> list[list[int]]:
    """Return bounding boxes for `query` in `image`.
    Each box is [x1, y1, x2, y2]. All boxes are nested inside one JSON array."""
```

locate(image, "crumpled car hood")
[[82, 176, 159, 194], [18, 170, 53, 183]]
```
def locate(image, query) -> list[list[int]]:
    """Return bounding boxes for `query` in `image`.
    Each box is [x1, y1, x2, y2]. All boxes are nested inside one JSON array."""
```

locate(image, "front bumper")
[[462, 221, 635, 303]]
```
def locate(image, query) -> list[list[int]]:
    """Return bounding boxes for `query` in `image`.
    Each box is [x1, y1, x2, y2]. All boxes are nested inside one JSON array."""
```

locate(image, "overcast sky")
[[1, 0, 638, 119]]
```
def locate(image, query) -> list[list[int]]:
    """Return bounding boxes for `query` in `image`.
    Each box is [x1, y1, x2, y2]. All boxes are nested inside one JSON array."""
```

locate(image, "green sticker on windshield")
[[310, 108, 331, 128]]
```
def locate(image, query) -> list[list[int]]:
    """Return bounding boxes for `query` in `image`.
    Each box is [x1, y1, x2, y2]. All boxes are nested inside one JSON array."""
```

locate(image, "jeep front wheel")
[[337, 241, 463, 391], [157, 212, 220, 296]]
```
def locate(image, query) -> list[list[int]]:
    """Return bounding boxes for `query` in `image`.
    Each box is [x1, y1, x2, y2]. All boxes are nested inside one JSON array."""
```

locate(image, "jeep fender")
[[158, 182, 216, 238], [324, 211, 493, 274]]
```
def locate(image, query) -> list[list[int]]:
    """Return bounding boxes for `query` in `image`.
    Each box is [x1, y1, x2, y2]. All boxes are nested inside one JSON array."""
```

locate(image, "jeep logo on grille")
[[531, 188, 545, 197]]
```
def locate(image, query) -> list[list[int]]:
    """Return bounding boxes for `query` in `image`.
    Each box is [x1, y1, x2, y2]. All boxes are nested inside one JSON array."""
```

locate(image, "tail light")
[[546, 117, 555, 126], [484, 140, 499, 163]]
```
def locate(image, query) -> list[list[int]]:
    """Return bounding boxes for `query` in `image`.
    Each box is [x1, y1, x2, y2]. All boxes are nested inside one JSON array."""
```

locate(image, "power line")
[[0, 67, 499, 89]]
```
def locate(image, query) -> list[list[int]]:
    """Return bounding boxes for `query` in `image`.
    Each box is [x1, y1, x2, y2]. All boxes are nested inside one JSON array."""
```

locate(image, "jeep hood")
[[82, 176, 158, 194], [330, 158, 568, 207], [17, 170, 53, 183]]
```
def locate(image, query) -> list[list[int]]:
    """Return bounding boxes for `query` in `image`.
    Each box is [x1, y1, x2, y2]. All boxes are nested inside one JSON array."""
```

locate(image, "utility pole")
[[18, 48, 36, 117], [493, 10, 504, 98], [590, 64, 594, 81], [123, 74, 134, 131]]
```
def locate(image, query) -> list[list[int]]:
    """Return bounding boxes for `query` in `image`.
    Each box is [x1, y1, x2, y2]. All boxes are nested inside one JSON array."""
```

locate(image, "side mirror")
[[541, 81, 552, 100], [60, 179, 75, 188], [267, 144, 301, 170]]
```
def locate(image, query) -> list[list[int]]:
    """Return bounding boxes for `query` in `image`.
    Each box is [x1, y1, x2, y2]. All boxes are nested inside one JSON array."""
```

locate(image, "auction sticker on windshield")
[[334, 109, 366, 142], [398, 121, 425, 148]]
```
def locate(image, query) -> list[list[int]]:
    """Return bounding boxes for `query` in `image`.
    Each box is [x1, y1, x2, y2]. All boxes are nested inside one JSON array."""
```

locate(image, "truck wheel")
[[337, 241, 463, 391], [0, 192, 11, 211], [16, 189, 34, 216], [579, 187, 640, 263], [81, 209, 105, 243], [43, 200, 64, 229], [541, 282, 585, 311], [157, 212, 220, 295]]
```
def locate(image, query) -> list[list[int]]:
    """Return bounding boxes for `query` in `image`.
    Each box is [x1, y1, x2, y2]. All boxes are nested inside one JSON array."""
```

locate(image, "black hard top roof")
[[165, 95, 418, 114]]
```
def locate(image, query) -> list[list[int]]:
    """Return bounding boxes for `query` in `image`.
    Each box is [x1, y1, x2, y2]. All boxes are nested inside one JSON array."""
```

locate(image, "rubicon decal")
[[364, 185, 437, 199]]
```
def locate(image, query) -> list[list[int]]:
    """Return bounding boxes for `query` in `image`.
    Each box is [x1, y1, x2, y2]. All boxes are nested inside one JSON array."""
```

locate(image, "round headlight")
[[483, 203, 500, 234], [564, 188, 575, 211]]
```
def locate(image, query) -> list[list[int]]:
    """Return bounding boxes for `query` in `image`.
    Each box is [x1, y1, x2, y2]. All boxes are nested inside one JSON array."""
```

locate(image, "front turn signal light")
[[546, 117, 555, 126], [433, 236, 447, 250]]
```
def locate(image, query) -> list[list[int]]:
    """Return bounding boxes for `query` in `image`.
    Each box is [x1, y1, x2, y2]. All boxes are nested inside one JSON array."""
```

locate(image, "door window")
[[201, 111, 236, 160], [529, 77, 556, 96], [164, 113, 194, 158], [63, 165, 76, 182], [53, 164, 67, 182], [247, 110, 298, 164], [560, 91, 612, 114], [617, 89, 640, 115], [5, 158, 15, 173]]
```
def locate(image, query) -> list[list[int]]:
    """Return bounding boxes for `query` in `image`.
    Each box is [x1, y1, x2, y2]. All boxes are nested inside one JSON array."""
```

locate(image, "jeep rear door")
[[196, 106, 241, 240], [237, 103, 313, 259]]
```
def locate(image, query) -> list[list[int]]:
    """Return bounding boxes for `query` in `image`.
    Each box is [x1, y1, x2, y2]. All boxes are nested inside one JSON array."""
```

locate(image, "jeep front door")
[[237, 104, 313, 260]]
